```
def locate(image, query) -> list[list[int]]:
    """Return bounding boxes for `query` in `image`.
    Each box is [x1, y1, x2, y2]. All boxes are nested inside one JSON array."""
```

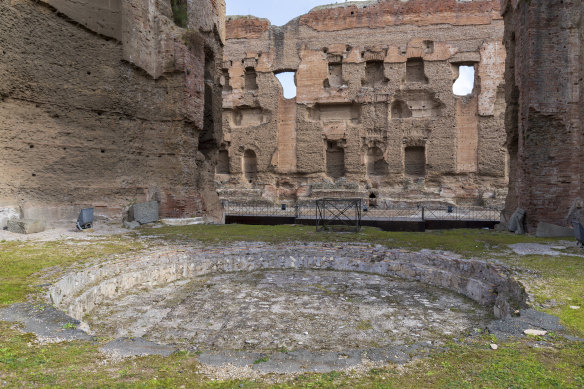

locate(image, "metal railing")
[[223, 201, 501, 223], [361, 207, 424, 221], [223, 203, 297, 217], [422, 206, 500, 221]]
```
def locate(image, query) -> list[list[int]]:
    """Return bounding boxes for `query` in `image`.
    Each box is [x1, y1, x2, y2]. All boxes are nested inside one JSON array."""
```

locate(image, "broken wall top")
[[39, 0, 226, 79], [224, 0, 504, 117], [227, 0, 501, 40]]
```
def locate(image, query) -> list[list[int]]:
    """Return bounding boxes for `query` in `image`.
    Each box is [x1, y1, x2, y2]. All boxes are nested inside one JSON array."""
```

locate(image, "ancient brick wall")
[[218, 0, 507, 207], [502, 0, 583, 230], [0, 0, 224, 222]]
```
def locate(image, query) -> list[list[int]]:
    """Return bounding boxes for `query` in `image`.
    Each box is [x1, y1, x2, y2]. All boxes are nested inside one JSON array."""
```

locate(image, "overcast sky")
[[225, 0, 474, 98], [226, 0, 370, 26]]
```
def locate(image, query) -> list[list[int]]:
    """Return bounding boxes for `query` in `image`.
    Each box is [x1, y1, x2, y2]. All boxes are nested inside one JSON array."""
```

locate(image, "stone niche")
[[362, 60, 388, 87], [216, 150, 230, 174], [405, 58, 429, 84], [228, 107, 271, 127], [308, 103, 361, 122], [366, 147, 389, 177], [404, 146, 426, 178], [325, 62, 344, 88], [243, 149, 258, 182], [391, 91, 443, 119], [0, 0, 226, 222], [326, 141, 346, 179], [218, 0, 507, 208]]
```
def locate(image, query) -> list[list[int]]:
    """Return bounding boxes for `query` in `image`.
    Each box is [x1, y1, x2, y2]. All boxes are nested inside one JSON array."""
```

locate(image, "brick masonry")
[[502, 0, 584, 231], [218, 0, 508, 208]]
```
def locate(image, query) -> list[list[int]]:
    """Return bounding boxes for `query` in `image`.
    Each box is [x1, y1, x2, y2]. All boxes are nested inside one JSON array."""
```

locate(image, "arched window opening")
[[453, 65, 475, 96], [369, 192, 377, 207], [275, 72, 296, 99]]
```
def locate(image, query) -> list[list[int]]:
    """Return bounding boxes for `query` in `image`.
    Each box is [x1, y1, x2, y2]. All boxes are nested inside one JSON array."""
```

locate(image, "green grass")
[[140, 224, 546, 255], [254, 356, 270, 364], [1, 225, 583, 387], [170, 0, 188, 28], [356, 320, 373, 331], [0, 237, 145, 306], [1, 319, 581, 388], [513, 254, 584, 334], [62, 322, 76, 330]]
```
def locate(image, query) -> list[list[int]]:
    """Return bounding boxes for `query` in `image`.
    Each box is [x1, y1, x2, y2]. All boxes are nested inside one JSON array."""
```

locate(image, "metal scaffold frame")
[[315, 198, 362, 232]]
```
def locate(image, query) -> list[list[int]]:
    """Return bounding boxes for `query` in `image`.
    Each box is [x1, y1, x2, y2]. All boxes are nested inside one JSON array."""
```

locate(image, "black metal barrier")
[[223, 201, 500, 232]]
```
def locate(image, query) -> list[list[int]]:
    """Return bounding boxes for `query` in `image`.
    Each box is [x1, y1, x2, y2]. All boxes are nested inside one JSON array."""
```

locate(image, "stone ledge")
[[49, 243, 527, 322]]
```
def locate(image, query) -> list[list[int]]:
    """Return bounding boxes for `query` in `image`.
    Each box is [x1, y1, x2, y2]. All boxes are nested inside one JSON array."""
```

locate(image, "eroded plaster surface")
[[0, 0, 224, 221]]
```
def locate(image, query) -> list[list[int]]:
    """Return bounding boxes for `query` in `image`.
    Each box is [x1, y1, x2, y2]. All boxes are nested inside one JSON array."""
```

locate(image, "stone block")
[[535, 222, 573, 238], [7, 219, 46, 234], [22, 205, 84, 223], [128, 201, 159, 225], [508, 208, 526, 234], [0, 207, 20, 229], [123, 220, 140, 229], [160, 217, 204, 226]]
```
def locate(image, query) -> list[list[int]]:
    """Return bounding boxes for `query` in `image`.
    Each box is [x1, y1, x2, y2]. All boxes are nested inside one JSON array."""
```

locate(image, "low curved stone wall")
[[48, 243, 527, 322]]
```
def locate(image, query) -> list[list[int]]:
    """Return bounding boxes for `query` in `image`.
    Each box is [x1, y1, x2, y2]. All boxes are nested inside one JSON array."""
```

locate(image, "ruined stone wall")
[[218, 0, 507, 207], [0, 0, 224, 223], [502, 0, 583, 231]]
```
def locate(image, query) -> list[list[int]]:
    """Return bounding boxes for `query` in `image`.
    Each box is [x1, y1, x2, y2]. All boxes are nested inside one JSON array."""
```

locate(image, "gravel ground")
[[0, 220, 127, 242]]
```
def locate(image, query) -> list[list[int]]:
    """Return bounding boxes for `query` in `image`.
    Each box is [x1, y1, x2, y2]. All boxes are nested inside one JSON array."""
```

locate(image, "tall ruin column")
[[502, 0, 583, 231]]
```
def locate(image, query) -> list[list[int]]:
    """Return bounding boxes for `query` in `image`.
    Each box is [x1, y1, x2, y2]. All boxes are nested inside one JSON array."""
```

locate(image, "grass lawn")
[[1, 225, 583, 388]]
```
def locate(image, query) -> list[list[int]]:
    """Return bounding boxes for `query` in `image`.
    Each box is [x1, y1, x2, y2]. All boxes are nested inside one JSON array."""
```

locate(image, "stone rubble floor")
[[88, 269, 491, 353], [75, 239, 498, 374]]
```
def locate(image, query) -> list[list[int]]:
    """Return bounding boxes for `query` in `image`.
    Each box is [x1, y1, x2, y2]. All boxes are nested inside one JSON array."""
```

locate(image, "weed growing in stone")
[[356, 320, 373, 331], [253, 356, 269, 364]]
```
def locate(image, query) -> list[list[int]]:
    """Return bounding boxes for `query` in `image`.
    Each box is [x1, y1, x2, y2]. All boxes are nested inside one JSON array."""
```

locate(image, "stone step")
[[160, 217, 204, 226]]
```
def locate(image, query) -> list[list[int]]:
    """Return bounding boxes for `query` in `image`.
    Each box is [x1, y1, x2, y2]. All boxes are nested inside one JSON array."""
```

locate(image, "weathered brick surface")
[[40, 0, 123, 40], [0, 0, 224, 221], [502, 0, 584, 230], [219, 0, 507, 207], [300, 0, 501, 32]]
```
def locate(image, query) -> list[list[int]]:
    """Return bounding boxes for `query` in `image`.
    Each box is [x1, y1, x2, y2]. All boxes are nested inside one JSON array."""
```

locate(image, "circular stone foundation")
[[48, 242, 526, 369], [87, 268, 491, 352]]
